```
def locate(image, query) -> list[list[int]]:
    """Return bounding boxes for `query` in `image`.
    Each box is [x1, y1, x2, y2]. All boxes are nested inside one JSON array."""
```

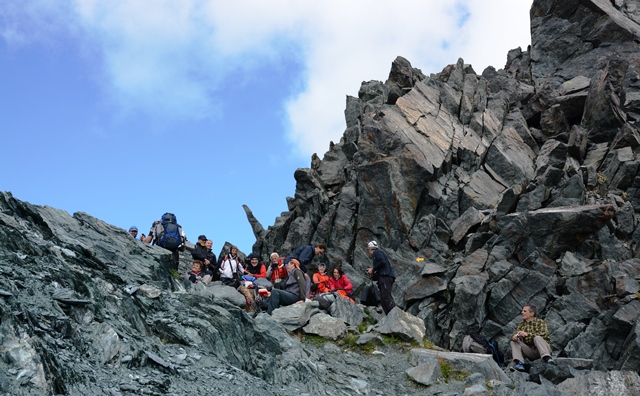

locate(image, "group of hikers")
[[127, 213, 397, 317], [129, 214, 557, 373]]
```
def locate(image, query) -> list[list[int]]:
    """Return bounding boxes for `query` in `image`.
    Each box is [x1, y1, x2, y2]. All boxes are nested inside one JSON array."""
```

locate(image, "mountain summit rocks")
[[4, 0, 640, 394], [244, 0, 640, 381]]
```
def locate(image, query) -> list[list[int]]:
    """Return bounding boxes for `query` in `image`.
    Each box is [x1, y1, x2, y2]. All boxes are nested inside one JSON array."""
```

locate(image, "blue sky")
[[1, 1, 532, 255]]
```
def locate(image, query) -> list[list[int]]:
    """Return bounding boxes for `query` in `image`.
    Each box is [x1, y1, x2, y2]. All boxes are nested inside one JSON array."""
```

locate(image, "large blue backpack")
[[158, 213, 181, 251]]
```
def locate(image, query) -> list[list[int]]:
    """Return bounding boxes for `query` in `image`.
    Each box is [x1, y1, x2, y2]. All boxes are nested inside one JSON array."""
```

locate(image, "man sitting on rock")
[[266, 259, 307, 315], [510, 304, 555, 372], [267, 252, 288, 289]]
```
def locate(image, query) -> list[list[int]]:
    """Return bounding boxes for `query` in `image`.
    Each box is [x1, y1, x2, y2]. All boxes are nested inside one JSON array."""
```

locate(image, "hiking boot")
[[513, 362, 526, 372], [544, 356, 557, 365]]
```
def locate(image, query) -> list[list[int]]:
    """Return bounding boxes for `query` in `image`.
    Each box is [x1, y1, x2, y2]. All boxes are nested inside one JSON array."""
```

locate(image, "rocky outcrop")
[[5, 0, 640, 394], [243, 0, 640, 386]]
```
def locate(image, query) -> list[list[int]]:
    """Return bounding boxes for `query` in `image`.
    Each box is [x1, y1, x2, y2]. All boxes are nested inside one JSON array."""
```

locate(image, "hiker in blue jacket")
[[366, 241, 397, 315], [284, 243, 326, 274]]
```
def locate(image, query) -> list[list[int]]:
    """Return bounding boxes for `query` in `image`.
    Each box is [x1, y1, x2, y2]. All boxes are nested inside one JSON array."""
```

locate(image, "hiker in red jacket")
[[328, 266, 353, 298], [267, 252, 288, 289]]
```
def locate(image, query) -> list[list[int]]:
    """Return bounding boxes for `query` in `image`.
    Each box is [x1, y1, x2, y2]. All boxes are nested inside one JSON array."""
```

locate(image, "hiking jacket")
[[285, 245, 315, 273], [204, 250, 217, 273], [329, 274, 353, 296], [188, 269, 213, 283], [284, 267, 307, 300], [191, 243, 208, 261], [267, 264, 288, 283], [219, 254, 244, 279], [371, 249, 396, 280], [515, 317, 552, 348], [313, 272, 330, 294], [246, 262, 267, 278]]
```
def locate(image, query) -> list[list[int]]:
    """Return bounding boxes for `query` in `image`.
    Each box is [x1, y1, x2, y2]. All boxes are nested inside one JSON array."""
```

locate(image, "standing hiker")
[[366, 240, 397, 315]]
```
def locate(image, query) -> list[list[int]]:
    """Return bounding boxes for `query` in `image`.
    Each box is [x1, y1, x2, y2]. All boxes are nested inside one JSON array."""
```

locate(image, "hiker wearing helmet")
[[366, 241, 397, 314]]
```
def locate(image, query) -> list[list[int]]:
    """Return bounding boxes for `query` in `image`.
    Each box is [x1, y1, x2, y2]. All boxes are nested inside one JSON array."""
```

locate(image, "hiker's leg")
[[378, 276, 396, 314], [533, 336, 552, 359], [510, 340, 525, 363], [277, 290, 301, 307], [521, 342, 541, 361], [267, 289, 283, 315], [172, 250, 180, 271]]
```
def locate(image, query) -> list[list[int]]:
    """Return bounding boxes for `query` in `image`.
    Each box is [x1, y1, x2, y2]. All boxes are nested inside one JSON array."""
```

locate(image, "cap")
[[247, 252, 260, 260], [129, 226, 138, 232], [367, 240, 378, 249], [198, 234, 207, 241]]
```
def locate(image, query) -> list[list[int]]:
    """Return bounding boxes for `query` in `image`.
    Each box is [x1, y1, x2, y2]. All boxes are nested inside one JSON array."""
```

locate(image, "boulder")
[[373, 307, 426, 344]]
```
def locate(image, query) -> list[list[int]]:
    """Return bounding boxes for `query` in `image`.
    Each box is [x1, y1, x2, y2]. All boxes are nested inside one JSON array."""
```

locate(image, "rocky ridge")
[[4, 0, 640, 395], [241, 0, 640, 388]]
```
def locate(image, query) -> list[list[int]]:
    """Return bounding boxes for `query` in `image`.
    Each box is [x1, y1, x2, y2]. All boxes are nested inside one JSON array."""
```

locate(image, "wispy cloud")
[[1, 0, 532, 156]]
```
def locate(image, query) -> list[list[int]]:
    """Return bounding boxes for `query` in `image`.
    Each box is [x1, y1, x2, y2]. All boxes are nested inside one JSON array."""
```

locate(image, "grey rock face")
[[236, 0, 640, 393], [5, 0, 640, 394]]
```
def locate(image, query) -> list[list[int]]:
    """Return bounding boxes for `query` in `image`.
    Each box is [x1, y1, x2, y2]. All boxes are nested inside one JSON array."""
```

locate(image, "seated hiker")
[[128, 226, 139, 240], [510, 304, 555, 372], [266, 252, 288, 289], [204, 240, 219, 281], [266, 260, 307, 315], [219, 245, 244, 288], [187, 260, 213, 284], [191, 234, 210, 265], [245, 252, 266, 279], [311, 262, 330, 297], [328, 266, 353, 298]]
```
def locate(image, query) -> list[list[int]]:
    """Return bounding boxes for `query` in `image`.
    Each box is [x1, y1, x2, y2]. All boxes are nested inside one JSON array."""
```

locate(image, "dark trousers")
[[267, 289, 301, 315], [378, 275, 396, 315], [171, 250, 180, 271]]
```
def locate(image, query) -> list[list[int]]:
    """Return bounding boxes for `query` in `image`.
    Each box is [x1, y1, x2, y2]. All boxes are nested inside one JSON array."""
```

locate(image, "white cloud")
[[1, 0, 533, 156]]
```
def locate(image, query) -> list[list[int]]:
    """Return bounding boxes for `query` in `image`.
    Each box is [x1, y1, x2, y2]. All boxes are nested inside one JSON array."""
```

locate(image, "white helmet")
[[367, 241, 378, 249]]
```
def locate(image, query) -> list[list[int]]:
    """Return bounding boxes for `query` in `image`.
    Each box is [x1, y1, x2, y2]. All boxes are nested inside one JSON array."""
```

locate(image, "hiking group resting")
[[129, 212, 397, 316], [131, 213, 560, 372]]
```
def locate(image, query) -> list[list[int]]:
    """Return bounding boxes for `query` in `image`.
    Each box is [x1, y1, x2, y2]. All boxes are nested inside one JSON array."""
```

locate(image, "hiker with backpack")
[[219, 245, 244, 288], [366, 241, 397, 314], [141, 213, 186, 271], [510, 304, 555, 372]]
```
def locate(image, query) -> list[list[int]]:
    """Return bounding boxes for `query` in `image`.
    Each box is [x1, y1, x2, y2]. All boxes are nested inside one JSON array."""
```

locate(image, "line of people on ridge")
[[184, 234, 558, 373], [131, 217, 561, 373], [127, 213, 396, 316]]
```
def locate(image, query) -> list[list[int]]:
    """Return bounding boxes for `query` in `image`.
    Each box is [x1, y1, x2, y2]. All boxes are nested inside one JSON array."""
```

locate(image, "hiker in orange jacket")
[[311, 263, 330, 297]]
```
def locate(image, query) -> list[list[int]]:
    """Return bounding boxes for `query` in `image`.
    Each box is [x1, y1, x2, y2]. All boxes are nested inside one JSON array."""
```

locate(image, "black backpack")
[[158, 213, 181, 251], [360, 283, 381, 306], [470, 334, 505, 367]]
